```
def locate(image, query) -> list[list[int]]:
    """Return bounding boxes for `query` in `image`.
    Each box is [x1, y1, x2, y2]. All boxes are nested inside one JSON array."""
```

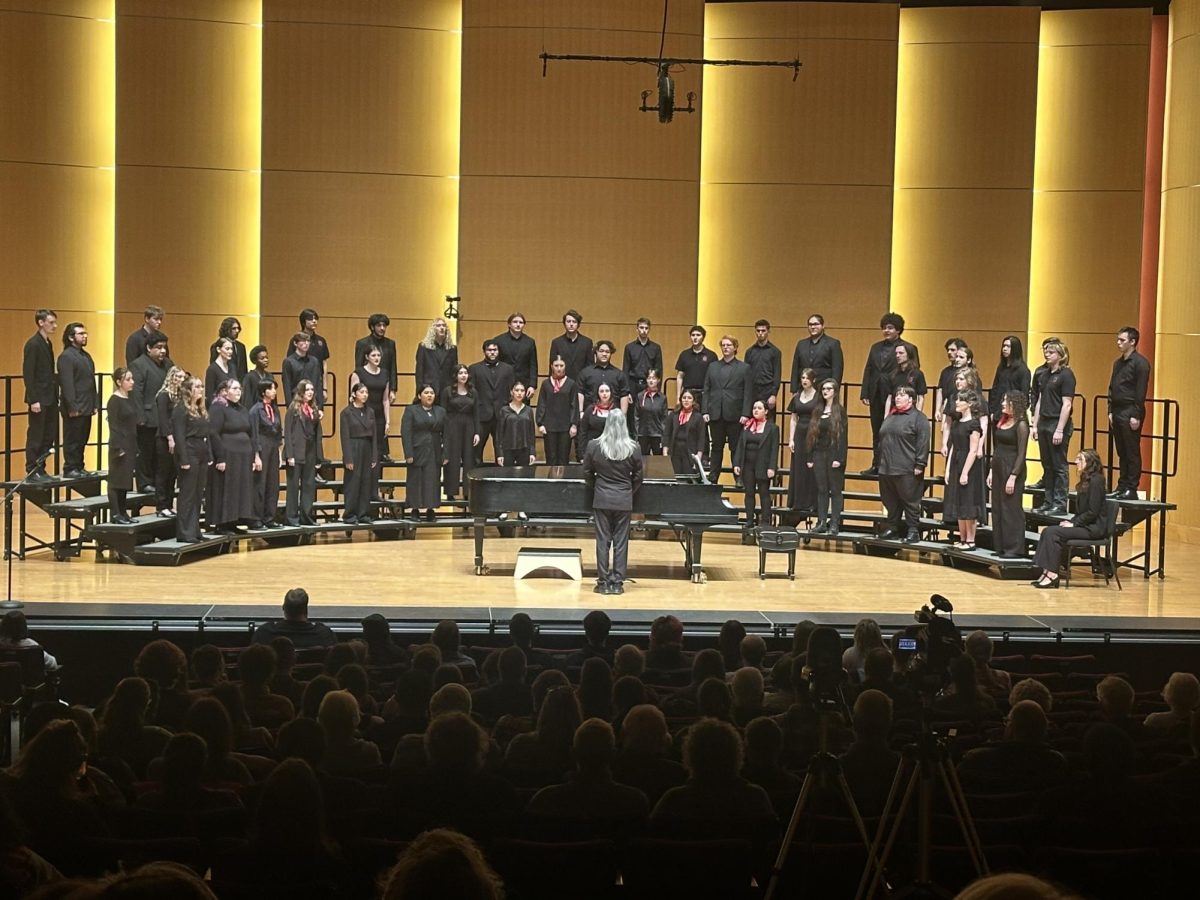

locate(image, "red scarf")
[[744, 419, 766, 433], [265, 403, 275, 424], [551, 376, 565, 393], [678, 409, 693, 425], [593, 402, 613, 416], [301, 402, 314, 420], [997, 413, 1013, 428]]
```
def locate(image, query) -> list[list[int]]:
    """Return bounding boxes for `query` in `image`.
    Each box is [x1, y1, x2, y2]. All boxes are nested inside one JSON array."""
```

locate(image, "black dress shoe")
[[611, 583, 625, 595], [1107, 489, 1124, 498], [860, 466, 878, 476], [811, 523, 828, 534], [424, 509, 436, 521], [1043, 505, 1067, 516], [1119, 489, 1139, 501], [62, 468, 84, 479], [1028, 480, 1044, 490], [879, 528, 900, 540], [593, 582, 608, 594], [903, 530, 921, 544], [25, 470, 50, 483], [827, 527, 840, 536], [1034, 578, 1059, 589]]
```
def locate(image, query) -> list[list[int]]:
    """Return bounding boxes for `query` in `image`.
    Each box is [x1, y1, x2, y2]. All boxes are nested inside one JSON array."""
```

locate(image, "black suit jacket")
[[582, 440, 643, 511], [703, 359, 752, 422], [1070, 477, 1108, 538], [732, 422, 780, 479], [468, 360, 515, 424], [57, 345, 96, 415], [791, 335, 844, 391], [664, 409, 706, 456], [414, 341, 456, 399], [130, 356, 170, 427], [23, 333, 56, 406]]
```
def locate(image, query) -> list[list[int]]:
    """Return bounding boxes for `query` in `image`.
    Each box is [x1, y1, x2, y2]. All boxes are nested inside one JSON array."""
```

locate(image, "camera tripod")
[[856, 726, 988, 899], [764, 700, 884, 900]]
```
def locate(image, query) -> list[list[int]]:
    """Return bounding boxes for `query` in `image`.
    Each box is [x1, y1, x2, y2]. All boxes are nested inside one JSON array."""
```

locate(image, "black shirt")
[[745, 341, 782, 401], [549, 333, 594, 380], [1107, 351, 1150, 421], [493, 331, 538, 391], [576, 363, 630, 407], [282, 354, 324, 408], [623, 339, 664, 390], [251, 619, 337, 649], [1037, 367, 1076, 420], [791, 335, 844, 391], [675, 346, 714, 391]]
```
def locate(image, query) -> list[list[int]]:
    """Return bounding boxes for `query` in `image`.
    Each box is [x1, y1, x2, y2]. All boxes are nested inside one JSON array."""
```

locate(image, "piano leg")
[[689, 528, 705, 583], [473, 516, 488, 575]]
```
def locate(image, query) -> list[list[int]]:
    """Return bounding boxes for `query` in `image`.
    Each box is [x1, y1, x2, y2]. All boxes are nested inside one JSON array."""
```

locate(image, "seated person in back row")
[[250, 587, 337, 650]]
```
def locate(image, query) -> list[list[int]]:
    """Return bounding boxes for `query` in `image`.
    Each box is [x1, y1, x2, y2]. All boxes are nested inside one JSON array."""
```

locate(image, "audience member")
[[1093, 675, 1145, 740], [612, 675, 648, 732], [136, 733, 242, 813], [646, 615, 685, 670], [301, 675, 339, 720], [182, 698, 252, 785], [613, 644, 645, 679], [786, 620, 818, 666], [613, 705, 687, 807], [956, 700, 1067, 793], [650, 718, 775, 835], [336, 663, 380, 719], [250, 587, 337, 649], [323, 642, 358, 676], [433, 664, 465, 690], [662, 648, 725, 716], [238, 643, 295, 729], [0, 791, 60, 897], [188, 644, 226, 691], [318, 690, 382, 779], [431, 620, 478, 676], [527, 718, 650, 820], [739, 634, 767, 671], [379, 828, 504, 900], [96, 677, 171, 780], [934, 656, 998, 719], [842, 618, 885, 683], [472, 646, 534, 725], [963, 630, 1012, 696], [953, 872, 1074, 900], [718, 619, 748, 672], [764, 657, 795, 713], [505, 686, 582, 786], [361, 613, 411, 668], [566, 610, 614, 667], [268, 637, 305, 707], [576, 658, 614, 721], [741, 717, 800, 817], [1144, 671, 1199, 737], [856, 648, 917, 716], [1009, 677, 1054, 714], [731, 667, 766, 727], [0, 610, 58, 671], [133, 640, 191, 730], [507, 613, 555, 670], [838, 689, 901, 817]]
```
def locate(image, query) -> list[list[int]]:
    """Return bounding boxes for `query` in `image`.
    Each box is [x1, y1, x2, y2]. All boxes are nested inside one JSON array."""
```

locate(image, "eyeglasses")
[[807, 321, 821, 327]]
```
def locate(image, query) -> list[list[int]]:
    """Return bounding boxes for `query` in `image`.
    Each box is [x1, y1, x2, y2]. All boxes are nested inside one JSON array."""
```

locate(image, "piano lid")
[[469, 455, 691, 484]]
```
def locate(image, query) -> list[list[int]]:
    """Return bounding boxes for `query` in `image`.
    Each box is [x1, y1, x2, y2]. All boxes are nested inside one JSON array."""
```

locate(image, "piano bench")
[[756, 528, 800, 580], [514, 547, 583, 581]]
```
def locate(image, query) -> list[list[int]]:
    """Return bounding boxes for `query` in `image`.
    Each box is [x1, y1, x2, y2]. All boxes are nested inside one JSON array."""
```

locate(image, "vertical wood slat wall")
[[1, 0, 1194, 531]]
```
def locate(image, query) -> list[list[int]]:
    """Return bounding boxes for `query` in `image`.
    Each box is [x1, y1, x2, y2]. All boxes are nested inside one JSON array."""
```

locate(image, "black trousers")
[[136, 425, 159, 494], [594, 508, 631, 585], [1111, 417, 1141, 492], [25, 405, 58, 472], [811, 448, 845, 527], [475, 418, 498, 466], [741, 445, 772, 526], [1036, 418, 1073, 507], [1033, 524, 1093, 572], [638, 436, 662, 456], [443, 413, 474, 496], [343, 437, 375, 520], [879, 473, 922, 531], [155, 436, 177, 512], [501, 446, 532, 468], [285, 457, 317, 524], [108, 487, 127, 520], [176, 454, 208, 542], [255, 448, 281, 524], [708, 419, 742, 483], [544, 431, 572, 466], [670, 442, 699, 477], [61, 413, 91, 472], [868, 394, 888, 467]]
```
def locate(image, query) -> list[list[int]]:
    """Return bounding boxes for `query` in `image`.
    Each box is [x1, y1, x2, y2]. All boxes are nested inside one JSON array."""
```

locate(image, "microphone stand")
[[2, 449, 52, 610]]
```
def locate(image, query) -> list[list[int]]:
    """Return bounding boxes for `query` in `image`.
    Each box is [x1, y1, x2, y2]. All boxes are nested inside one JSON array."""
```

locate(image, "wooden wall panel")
[[458, 0, 703, 353], [698, 1, 898, 381], [115, 2, 261, 377], [261, 0, 460, 436], [1029, 9, 1150, 405], [1157, 0, 1200, 534], [890, 7, 1039, 363]]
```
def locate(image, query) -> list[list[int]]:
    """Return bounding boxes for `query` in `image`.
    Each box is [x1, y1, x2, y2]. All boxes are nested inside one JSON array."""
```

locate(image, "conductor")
[[582, 412, 644, 597]]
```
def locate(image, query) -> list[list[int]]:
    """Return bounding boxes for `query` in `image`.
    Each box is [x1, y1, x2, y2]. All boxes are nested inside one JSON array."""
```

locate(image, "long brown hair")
[[806, 379, 844, 450], [1075, 448, 1102, 489]]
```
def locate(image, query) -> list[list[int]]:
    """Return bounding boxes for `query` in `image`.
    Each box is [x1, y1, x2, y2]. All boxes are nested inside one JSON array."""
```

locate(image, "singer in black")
[[493, 312, 538, 399], [341, 382, 379, 524], [579, 382, 619, 449], [249, 380, 283, 529], [153, 366, 186, 517], [791, 314, 843, 392], [703, 335, 752, 485], [172, 377, 210, 543], [989, 336, 1031, 423], [884, 343, 927, 414], [1031, 449, 1106, 589], [942, 390, 985, 550], [349, 346, 391, 464], [733, 400, 779, 533], [859, 312, 918, 475], [106, 368, 138, 524], [787, 368, 819, 516], [57, 322, 96, 478], [622, 318, 663, 400], [1031, 340, 1076, 515], [284, 380, 320, 527], [549, 309, 593, 380], [206, 338, 237, 404], [207, 380, 256, 534], [1107, 326, 1151, 500], [536, 357, 579, 467], [496, 381, 536, 468], [634, 370, 668, 456], [129, 333, 171, 497], [356, 312, 399, 397], [988, 390, 1030, 558], [243, 345, 273, 408], [401, 385, 446, 521], [414, 316, 456, 406], [23, 309, 58, 481], [745, 320, 782, 411], [208, 317, 248, 383], [467, 340, 515, 465], [876, 387, 930, 544], [806, 379, 848, 535], [583, 412, 643, 596], [665, 390, 705, 476], [441, 365, 478, 499]]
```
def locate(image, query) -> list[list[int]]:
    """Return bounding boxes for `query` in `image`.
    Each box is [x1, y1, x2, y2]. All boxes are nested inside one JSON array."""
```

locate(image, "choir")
[[19, 305, 1153, 568]]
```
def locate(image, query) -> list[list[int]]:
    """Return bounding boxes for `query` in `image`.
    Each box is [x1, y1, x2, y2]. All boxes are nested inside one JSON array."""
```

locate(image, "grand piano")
[[467, 457, 739, 582]]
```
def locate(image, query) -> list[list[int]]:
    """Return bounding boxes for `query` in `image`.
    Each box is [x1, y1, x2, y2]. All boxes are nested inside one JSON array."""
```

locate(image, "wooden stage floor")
[[10, 521, 1200, 628]]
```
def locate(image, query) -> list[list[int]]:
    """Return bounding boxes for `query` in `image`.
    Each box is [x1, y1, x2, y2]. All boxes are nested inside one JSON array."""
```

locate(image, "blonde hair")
[[420, 317, 456, 350], [157, 366, 187, 404], [181, 376, 206, 419]]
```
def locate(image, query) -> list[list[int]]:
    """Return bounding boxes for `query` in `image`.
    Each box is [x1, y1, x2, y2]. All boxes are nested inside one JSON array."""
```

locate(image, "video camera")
[[901, 594, 964, 695]]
